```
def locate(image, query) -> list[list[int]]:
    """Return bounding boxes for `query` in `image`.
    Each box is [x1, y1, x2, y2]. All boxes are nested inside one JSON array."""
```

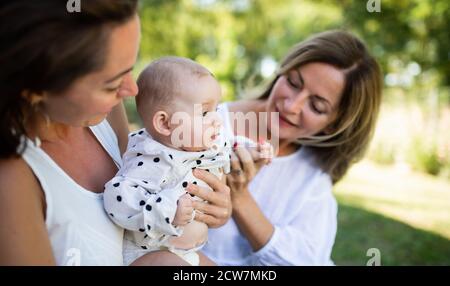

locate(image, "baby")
[[104, 57, 271, 266]]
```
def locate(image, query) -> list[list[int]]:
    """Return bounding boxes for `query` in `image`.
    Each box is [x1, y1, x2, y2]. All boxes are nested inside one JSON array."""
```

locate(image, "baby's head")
[[136, 57, 222, 152]]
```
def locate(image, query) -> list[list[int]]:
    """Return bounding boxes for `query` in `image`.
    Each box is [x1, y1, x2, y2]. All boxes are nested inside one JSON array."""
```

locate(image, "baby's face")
[[170, 75, 222, 152]]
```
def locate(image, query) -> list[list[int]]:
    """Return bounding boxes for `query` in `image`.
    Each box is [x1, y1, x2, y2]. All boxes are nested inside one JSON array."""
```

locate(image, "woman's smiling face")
[[266, 62, 345, 141]]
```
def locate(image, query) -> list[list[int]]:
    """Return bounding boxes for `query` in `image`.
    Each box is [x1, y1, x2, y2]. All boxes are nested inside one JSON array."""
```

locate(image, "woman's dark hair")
[[0, 0, 138, 158]]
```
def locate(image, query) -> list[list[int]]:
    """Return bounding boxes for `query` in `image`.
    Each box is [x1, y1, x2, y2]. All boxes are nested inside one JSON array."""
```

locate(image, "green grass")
[[331, 160, 450, 265]]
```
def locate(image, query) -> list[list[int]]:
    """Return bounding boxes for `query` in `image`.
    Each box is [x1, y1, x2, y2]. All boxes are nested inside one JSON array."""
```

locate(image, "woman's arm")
[[107, 101, 130, 155], [0, 158, 56, 265], [226, 147, 274, 251], [228, 189, 274, 251]]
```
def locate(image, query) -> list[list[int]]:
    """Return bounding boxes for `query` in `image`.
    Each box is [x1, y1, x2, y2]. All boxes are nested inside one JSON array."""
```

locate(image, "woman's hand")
[[227, 142, 272, 201], [186, 169, 232, 228]]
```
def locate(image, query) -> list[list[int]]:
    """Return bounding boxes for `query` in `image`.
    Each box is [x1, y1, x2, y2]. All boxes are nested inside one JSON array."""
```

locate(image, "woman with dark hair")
[[0, 0, 231, 266], [202, 30, 383, 265]]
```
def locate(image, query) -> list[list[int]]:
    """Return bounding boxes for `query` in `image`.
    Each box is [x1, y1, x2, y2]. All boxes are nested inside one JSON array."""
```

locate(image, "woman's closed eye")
[[104, 85, 121, 93], [286, 75, 302, 90], [310, 99, 327, 115], [104, 79, 124, 93]]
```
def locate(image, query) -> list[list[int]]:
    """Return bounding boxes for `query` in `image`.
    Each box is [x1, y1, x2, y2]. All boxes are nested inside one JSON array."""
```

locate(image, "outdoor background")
[[127, 0, 450, 265]]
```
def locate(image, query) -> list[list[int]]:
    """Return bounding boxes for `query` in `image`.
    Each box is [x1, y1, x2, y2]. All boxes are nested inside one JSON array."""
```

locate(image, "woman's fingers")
[[230, 151, 242, 174], [187, 181, 230, 209], [192, 169, 230, 195], [192, 200, 230, 220], [193, 210, 220, 227], [234, 146, 256, 180], [187, 183, 213, 202], [187, 171, 232, 228]]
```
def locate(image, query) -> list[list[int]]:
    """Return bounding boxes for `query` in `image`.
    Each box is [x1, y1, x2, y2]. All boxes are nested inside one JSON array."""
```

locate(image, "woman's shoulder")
[[0, 156, 36, 184], [0, 157, 55, 265], [0, 156, 46, 221], [0, 157, 41, 192]]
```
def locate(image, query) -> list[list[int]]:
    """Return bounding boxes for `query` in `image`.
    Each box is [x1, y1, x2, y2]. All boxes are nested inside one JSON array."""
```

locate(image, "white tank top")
[[21, 120, 124, 266]]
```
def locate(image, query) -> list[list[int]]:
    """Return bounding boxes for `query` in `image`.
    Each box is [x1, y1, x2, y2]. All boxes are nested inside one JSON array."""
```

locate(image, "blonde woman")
[[201, 30, 383, 265]]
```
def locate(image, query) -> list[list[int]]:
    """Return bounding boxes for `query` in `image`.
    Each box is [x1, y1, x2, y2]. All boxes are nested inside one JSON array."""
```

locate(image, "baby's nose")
[[213, 116, 222, 128]]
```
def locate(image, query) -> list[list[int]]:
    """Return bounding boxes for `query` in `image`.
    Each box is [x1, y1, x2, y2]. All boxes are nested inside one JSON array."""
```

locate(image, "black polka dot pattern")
[[116, 195, 122, 202], [143, 180, 148, 184], [146, 205, 152, 211], [139, 200, 145, 206], [165, 217, 170, 224], [153, 157, 160, 163], [113, 183, 120, 187], [156, 197, 162, 203], [137, 153, 142, 156], [141, 246, 147, 250], [147, 225, 151, 231], [138, 130, 144, 135], [139, 228, 145, 232], [196, 160, 201, 165], [182, 181, 188, 188], [138, 161, 143, 166], [109, 213, 114, 217], [169, 154, 173, 160]]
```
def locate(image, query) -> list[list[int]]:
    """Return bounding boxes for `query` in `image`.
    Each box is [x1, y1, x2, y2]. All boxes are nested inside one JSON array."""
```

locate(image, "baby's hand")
[[232, 135, 274, 165], [257, 138, 274, 164], [172, 194, 194, 227]]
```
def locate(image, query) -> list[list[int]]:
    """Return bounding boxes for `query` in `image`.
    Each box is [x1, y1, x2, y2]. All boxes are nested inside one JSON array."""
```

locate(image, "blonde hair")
[[136, 56, 213, 121], [259, 30, 383, 183]]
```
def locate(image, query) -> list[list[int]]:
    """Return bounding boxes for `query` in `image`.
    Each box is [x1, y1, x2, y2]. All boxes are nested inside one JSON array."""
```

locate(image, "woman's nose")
[[118, 73, 138, 98], [284, 90, 307, 114]]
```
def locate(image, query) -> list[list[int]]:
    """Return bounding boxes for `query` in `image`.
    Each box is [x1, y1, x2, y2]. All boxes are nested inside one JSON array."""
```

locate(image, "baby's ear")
[[153, 111, 172, 136]]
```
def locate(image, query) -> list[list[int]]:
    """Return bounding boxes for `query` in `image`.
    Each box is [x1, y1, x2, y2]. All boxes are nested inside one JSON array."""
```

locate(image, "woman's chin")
[[83, 114, 108, 127]]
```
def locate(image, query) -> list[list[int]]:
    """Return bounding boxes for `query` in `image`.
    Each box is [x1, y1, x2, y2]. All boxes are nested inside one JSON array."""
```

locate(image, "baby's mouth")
[[210, 132, 220, 141]]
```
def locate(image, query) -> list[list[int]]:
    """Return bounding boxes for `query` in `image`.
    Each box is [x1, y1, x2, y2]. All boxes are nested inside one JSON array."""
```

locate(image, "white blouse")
[[202, 103, 338, 266]]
